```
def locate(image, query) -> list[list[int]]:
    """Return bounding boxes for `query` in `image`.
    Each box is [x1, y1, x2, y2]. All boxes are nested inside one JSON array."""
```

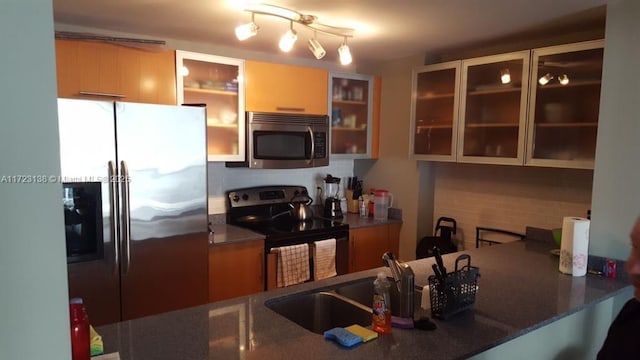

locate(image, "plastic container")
[[373, 189, 393, 221], [372, 273, 392, 334], [69, 298, 90, 360]]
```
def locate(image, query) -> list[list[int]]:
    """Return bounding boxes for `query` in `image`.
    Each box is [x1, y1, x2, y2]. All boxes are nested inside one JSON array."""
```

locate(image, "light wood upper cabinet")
[[458, 50, 531, 165], [410, 40, 604, 170], [209, 240, 264, 302], [55, 39, 176, 105], [526, 40, 604, 169], [176, 51, 245, 162], [329, 73, 381, 159], [245, 61, 328, 115]]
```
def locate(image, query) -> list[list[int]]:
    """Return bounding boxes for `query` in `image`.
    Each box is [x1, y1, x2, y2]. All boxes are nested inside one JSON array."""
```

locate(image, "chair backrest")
[[416, 236, 457, 259], [475, 227, 525, 248], [435, 217, 457, 239]]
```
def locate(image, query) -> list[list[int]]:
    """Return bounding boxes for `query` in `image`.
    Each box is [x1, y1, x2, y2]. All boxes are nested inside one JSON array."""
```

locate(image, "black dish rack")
[[428, 254, 480, 320]]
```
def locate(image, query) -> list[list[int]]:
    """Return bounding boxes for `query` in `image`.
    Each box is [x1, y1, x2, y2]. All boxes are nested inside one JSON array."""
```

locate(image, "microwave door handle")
[[307, 126, 314, 165], [108, 161, 119, 276], [120, 160, 132, 275]]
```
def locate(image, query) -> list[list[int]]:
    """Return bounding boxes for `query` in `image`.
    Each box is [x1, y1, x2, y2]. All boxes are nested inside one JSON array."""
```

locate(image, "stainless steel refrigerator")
[[58, 99, 209, 326]]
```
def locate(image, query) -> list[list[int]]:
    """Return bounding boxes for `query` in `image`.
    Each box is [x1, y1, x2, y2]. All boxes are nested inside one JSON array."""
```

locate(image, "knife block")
[[345, 190, 359, 213]]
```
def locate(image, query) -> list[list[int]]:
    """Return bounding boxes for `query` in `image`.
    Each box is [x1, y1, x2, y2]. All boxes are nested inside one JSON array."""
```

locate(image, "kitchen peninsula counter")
[[97, 240, 631, 359]]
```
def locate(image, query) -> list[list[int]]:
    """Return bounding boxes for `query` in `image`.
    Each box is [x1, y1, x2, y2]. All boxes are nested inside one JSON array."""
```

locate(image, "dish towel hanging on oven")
[[274, 244, 310, 288], [313, 239, 337, 280]]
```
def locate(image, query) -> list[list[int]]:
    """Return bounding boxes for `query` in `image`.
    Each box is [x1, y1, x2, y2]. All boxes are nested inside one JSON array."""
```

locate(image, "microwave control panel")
[[314, 131, 327, 158]]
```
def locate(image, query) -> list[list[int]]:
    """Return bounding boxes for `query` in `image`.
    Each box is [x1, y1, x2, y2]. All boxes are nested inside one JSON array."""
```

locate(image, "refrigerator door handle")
[[120, 160, 132, 275], [108, 161, 119, 275]]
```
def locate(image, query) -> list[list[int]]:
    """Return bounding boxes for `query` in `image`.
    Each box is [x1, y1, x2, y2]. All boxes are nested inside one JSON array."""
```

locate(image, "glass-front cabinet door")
[[526, 40, 604, 169], [176, 51, 245, 162], [410, 61, 461, 161], [458, 51, 530, 165], [329, 73, 373, 158]]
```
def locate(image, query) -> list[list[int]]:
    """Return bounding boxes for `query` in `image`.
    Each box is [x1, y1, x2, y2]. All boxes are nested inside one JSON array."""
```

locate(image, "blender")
[[323, 174, 343, 219]]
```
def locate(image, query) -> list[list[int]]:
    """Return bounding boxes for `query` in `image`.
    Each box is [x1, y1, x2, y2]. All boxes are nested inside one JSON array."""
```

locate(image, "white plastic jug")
[[373, 189, 393, 221]]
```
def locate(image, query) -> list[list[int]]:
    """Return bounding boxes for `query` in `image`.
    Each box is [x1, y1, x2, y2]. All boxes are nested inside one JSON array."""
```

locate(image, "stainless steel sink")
[[334, 276, 423, 316], [265, 277, 425, 334], [264, 291, 372, 334]]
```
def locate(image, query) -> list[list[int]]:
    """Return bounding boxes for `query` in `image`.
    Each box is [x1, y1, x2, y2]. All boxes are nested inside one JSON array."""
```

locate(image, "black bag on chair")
[[416, 217, 457, 259]]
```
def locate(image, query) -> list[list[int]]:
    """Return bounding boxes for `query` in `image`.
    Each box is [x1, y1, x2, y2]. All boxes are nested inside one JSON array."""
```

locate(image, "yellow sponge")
[[345, 324, 378, 342]]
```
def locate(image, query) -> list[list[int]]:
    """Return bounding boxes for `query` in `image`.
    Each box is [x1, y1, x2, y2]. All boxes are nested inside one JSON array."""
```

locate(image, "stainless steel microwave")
[[226, 112, 329, 169]]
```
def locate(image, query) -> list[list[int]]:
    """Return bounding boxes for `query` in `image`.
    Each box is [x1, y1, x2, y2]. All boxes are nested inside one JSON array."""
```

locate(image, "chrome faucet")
[[382, 252, 415, 319]]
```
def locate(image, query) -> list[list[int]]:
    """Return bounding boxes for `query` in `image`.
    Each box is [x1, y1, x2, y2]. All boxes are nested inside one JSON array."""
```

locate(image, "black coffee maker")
[[323, 174, 343, 220]]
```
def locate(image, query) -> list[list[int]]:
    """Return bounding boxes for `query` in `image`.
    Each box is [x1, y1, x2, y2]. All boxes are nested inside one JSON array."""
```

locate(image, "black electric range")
[[226, 185, 349, 287]]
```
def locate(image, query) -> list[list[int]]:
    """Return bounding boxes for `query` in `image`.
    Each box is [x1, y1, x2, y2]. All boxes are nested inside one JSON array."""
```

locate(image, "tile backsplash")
[[206, 159, 355, 214], [432, 163, 593, 250]]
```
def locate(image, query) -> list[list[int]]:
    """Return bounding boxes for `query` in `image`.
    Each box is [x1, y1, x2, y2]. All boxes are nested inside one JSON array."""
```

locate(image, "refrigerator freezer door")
[[58, 99, 121, 326], [114, 102, 209, 320]]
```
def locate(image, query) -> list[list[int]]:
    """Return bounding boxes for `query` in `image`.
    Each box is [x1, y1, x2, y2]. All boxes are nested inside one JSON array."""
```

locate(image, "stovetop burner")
[[226, 185, 349, 242]]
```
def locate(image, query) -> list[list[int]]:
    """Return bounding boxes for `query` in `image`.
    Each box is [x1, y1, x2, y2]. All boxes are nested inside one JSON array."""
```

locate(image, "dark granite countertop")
[[340, 212, 403, 229], [208, 223, 265, 246], [96, 241, 630, 359]]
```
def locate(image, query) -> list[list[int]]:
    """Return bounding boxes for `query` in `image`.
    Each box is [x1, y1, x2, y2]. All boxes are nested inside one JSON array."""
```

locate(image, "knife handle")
[[432, 263, 442, 280], [433, 246, 447, 276]]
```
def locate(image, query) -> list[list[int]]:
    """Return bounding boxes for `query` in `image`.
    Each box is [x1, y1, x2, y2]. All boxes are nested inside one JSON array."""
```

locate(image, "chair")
[[475, 227, 525, 248], [416, 217, 458, 259]]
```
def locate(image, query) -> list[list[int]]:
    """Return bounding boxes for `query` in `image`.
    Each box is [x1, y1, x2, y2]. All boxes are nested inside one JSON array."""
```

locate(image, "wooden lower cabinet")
[[208, 239, 264, 302], [349, 223, 401, 273]]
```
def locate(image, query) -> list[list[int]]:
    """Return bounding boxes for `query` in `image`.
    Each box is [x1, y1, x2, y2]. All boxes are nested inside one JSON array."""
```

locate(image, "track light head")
[[235, 13, 259, 41], [308, 38, 326, 59], [338, 40, 352, 66], [279, 23, 297, 52]]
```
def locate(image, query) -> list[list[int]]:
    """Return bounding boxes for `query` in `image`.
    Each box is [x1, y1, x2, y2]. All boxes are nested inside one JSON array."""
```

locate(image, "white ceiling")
[[52, 0, 609, 67]]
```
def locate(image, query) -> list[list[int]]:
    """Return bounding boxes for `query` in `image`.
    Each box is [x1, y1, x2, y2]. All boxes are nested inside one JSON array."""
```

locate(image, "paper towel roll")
[[559, 217, 590, 276]]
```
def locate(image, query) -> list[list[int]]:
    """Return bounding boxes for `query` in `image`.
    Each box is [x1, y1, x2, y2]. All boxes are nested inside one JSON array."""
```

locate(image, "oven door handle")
[[307, 126, 314, 165]]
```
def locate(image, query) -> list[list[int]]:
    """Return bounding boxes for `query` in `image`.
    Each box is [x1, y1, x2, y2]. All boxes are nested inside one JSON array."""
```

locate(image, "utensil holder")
[[428, 254, 480, 320], [345, 190, 359, 213]]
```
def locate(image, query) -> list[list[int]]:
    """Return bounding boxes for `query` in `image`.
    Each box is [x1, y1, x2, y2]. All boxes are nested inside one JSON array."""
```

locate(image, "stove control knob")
[[231, 193, 240, 202], [242, 193, 249, 201]]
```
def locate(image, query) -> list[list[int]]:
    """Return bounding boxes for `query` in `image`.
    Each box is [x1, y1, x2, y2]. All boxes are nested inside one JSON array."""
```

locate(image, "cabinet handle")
[[259, 250, 264, 285], [350, 236, 354, 270], [79, 91, 126, 98], [276, 106, 305, 112]]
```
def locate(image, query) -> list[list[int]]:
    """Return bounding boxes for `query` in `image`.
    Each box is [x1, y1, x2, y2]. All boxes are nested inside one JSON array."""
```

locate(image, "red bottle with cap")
[[69, 298, 90, 360]]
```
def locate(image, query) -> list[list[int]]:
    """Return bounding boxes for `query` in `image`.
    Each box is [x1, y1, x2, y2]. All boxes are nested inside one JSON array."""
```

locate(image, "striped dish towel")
[[313, 239, 337, 280], [274, 244, 310, 288]]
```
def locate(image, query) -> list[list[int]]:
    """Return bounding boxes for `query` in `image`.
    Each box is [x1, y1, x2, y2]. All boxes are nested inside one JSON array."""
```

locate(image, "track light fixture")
[[235, 12, 259, 41], [234, 3, 355, 65]]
